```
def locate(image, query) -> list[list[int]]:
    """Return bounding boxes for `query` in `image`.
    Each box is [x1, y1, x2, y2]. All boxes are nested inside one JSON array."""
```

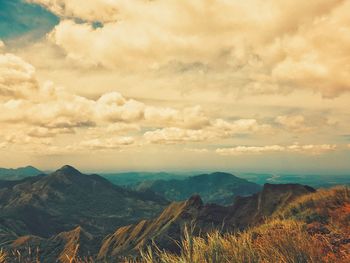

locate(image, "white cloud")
[[144, 105, 209, 129], [144, 127, 215, 144], [0, 53, 38, 99], [143, 118, 271, 144], [216, 143, 337, 156], [27, 0, 119, 22], [287, 143, 337, 155], [37, 0, 350, 97], [79, 136, 135, 150], [216, 145, 285, 155], [0, 52, 279, 153], [213, 119, 271, 135]]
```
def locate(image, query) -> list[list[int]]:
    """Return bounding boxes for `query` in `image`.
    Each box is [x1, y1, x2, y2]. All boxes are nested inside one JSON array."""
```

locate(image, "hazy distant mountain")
[[98, 183, 315, 259], [134, 172, 262, 205], [0, 165, 168, 238], [101, 172, 186, 186], [0, 166, 43, 180], [239, 173, 350, 188]]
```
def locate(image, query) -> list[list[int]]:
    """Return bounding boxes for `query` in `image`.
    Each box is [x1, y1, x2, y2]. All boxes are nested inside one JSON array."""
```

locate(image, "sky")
[[0, 0, 349, 173]]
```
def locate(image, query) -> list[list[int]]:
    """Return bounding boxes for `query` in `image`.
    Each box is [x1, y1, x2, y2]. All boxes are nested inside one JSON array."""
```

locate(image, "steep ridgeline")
[[0, 166, 43, 181], [98, 183, 315, 260], [0, 165, 168, 239], [134, 172, 262, 205], [7, 226, 99, 263]]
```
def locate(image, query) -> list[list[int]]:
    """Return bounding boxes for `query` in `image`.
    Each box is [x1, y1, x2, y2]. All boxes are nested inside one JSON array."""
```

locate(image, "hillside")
[[98, 183, 314, 260], [134, 172, 262, 205], [138, 186, 350, 263], [0, 180, 348, 262], [0, 165, 168, 238], [101, 172, 185, 186]]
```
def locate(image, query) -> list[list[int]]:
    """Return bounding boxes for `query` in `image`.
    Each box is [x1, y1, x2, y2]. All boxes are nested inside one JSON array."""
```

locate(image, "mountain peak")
[[55, 165, 82, 176], [186, 195, 203, 207]]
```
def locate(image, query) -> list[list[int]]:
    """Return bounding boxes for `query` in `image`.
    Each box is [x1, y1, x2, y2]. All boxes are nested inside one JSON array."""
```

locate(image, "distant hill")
[[98, 183, 315, 260], [239, 173, 350, 188], [0, 166, 43, 180], [0, 165, 168, 238], [134, 172, 262, 205], [101, 172, 186, 186]]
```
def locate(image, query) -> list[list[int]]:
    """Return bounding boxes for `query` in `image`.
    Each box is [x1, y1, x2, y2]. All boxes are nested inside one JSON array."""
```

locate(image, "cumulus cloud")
[[37, 0, 350, 97], [0, 51, 344, 160], [0, 53, 38, 99], [0, 52, 279, 153], [216, 143, 337, 156]]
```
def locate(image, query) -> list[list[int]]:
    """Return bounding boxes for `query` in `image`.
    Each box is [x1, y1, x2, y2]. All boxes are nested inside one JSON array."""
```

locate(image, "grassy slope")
[[134, 186, 350, 263]]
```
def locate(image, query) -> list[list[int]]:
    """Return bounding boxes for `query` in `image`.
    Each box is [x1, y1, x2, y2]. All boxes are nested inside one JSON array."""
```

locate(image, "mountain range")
[[133, 172, 262, 205], [98, 183, 315, 260], [0, 165, 168, 238], [0, 165, 348, 262], [0, 166, 43, 181]]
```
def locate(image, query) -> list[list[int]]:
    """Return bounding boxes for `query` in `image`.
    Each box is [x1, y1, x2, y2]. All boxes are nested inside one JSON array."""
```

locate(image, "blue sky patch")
[[0, 0, 58, 44]]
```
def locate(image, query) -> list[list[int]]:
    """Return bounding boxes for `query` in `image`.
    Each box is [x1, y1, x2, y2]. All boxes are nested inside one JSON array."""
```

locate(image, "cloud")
[[27, 0, 119, 22], [143, 119, 270, 144], [275, 115, 312, 133], [144, 127, 215, 144], [0, 52, 279, 153], [144, 105, 209, 129], [184, 148, 209, 154], [79, 136, 135, 150], [37, 0, 350, 97], [212, 119, 271, 135], [96, 92, 145, 122], [216, 143, 337, 156], [0, 53, 38, 99]]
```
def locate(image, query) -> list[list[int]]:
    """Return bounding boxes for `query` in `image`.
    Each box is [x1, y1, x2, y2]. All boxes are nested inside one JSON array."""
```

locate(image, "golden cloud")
[[35, 0, 350, 97]]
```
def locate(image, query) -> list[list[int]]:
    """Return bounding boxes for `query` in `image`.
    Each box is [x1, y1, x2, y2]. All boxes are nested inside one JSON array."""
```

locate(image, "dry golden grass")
[[278, 186, 350, 235], [132, 186, 350, 263], [134, 220, 334, 263], [0, 247, 95, 263], [0, 250, 7, 263]]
